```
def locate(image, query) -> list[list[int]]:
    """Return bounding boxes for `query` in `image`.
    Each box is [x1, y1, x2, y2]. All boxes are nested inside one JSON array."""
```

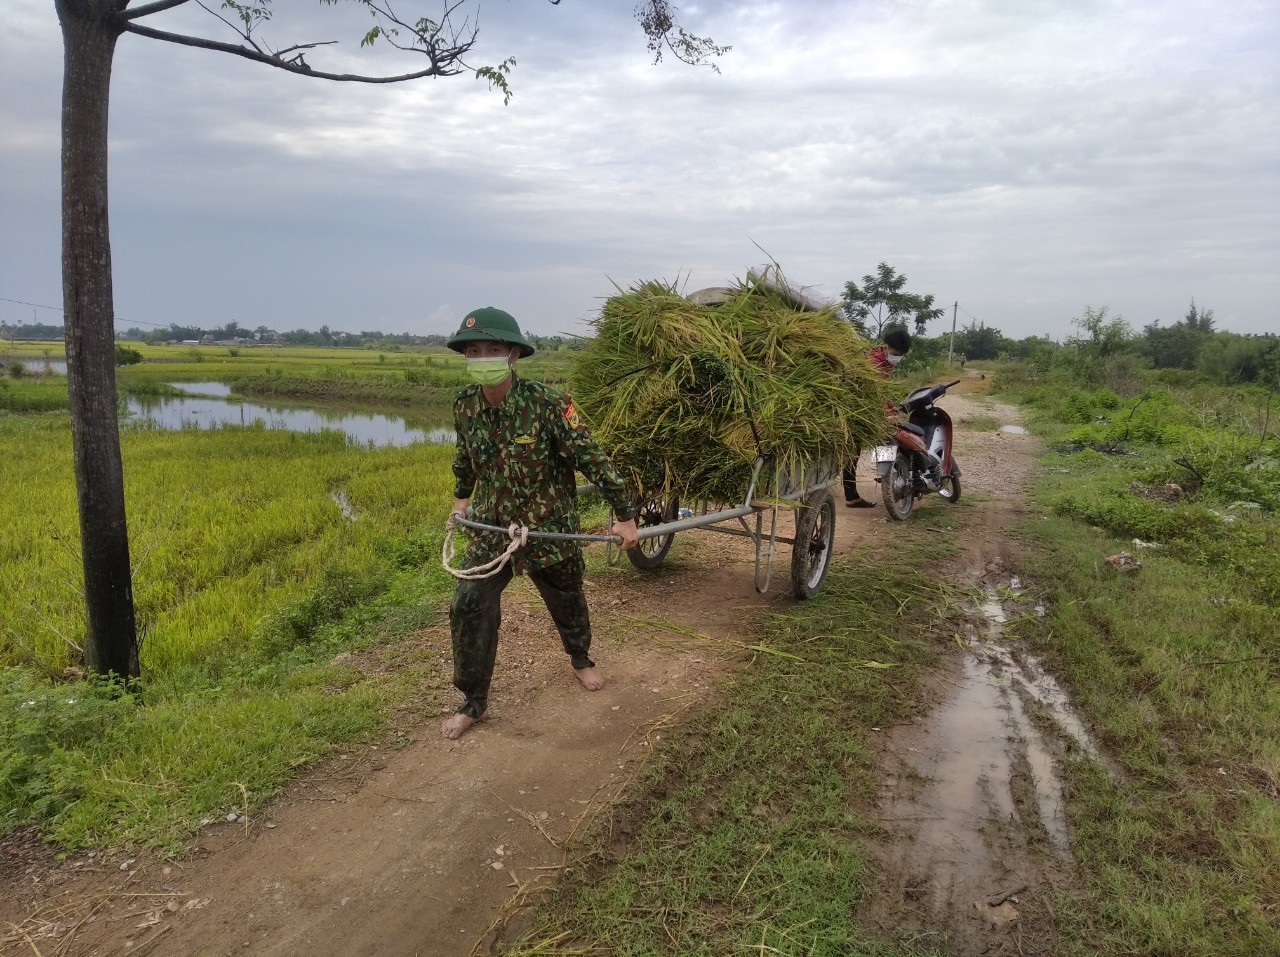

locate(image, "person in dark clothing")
[[443, 307, 639, 739], [844, 327, 912, 507]]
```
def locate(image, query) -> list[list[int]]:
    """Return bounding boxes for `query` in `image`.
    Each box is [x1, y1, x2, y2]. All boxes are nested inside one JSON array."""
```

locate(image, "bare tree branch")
[[192, 0, 268, 55], [123, 21, 466, 81], [635, 0, 730, 72], [120, 0, 191, 21], [119, 0, 483, 82]]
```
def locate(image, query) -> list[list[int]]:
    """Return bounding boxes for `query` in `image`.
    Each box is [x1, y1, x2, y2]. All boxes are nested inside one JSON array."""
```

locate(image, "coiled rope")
[[442, 513, 529, 580]]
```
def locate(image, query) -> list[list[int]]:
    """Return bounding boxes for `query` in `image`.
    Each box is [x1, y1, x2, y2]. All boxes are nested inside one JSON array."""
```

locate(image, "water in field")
[[123, 383, 454, 448], [2, 358, 67, 374], [174, 381, 233, 397]]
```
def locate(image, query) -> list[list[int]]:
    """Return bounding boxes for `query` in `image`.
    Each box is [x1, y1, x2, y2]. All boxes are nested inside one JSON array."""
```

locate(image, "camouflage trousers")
[[449, 553, 594, 719]]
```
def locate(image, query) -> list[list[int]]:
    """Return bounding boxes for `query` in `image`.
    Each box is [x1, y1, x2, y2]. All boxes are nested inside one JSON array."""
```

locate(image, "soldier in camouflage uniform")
[[443, 307, 639, 740]]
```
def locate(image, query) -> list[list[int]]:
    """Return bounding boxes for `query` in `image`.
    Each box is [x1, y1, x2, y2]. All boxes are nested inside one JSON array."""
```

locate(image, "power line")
[[0, 295, 169, 328], [0, 295, 61, 312]]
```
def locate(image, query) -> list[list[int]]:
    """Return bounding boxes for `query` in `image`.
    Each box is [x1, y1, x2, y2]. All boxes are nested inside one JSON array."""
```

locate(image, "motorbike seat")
[[900, 422, 926, 437]]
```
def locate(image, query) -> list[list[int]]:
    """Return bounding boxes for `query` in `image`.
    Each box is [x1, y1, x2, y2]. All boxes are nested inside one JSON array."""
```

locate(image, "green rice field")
[[1, 345, 488, 847], [0, 412, 456, 676]]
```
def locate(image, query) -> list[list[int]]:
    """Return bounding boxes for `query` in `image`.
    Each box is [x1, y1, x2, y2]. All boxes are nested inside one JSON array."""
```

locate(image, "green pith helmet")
[[446, 307, 535, 358]]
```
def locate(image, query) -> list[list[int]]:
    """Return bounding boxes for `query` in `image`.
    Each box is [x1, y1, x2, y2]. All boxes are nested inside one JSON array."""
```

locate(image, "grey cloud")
[[2, 0, 1278, 339]]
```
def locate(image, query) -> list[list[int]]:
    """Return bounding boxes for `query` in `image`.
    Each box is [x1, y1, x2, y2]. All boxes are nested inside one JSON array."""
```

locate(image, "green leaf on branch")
[[476, 57, 517, 105]]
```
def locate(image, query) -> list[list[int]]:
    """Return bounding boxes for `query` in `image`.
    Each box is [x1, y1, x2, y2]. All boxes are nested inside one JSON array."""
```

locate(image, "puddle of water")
[[330, 490, 359, 521], [1000, 424, 1028, 435], [124, 391, 455, 448], [879, 584, 1111, 912]]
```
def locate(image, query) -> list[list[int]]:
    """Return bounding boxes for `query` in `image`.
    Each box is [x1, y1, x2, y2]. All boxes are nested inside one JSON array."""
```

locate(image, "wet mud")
[[862, 557, 1106, 956]]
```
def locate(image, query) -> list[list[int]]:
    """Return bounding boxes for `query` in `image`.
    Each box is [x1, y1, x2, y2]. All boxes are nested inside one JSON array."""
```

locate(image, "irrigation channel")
[[123, 382, 455, 447]]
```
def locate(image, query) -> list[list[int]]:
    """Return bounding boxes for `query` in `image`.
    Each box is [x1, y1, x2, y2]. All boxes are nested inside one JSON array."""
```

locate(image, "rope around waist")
[[441, 513, 621, 580]]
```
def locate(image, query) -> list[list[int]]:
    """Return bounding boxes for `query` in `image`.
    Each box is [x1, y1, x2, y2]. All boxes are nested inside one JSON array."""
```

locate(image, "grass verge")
[[987, 372, 1280, 954], [0, 377, 68, 412], [507, 512, 966, 957], [1015, 486, 1280, 955], [0, 537, 458, 853]]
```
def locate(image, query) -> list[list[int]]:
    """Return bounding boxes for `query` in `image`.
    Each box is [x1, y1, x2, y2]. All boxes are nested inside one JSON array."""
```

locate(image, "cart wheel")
[[626, 496, 679, 570], [938, 468, 961, 503], [791, 488, 835, 600], [882, 455, 915, 520]]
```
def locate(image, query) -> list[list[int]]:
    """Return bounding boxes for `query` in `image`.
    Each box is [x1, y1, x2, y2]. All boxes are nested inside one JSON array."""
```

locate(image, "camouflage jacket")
[[452, 374, 635, 569]]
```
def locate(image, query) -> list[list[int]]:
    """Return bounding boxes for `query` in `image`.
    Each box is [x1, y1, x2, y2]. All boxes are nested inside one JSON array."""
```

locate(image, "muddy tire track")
[[856, 386, 1097, 956]]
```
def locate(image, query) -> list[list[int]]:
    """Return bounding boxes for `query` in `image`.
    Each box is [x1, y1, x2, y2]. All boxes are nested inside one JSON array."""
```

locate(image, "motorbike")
[[873, 379, 962, 520]]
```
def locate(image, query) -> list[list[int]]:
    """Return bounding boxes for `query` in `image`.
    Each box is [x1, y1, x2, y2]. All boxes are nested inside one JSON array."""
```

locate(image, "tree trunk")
[[57, 0, 139, 680]]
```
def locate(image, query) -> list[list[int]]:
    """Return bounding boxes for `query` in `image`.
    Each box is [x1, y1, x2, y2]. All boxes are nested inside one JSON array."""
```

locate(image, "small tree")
[[841, 262, 944, 337], [114, 345, 143, 366], [56, 0, 725, 681], [1183, 299, 1215, 335], [954, 320, 1010, 361], [1141, 300, 1217, 370], [1070, 305, 1131, 359]]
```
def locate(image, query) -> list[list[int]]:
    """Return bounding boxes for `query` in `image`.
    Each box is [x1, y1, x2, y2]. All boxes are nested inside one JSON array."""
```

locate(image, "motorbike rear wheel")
[[882, 455, 915, 520], [938, 470, 961, 503]]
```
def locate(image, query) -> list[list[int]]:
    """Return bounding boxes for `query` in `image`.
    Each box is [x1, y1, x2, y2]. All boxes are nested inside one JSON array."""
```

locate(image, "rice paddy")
[[0, 344, 476, 847], [0, 412, 457, 677]]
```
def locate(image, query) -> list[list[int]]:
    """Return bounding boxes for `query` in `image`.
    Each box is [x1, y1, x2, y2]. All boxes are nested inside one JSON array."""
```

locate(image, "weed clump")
[[0, 669, 136, 834]]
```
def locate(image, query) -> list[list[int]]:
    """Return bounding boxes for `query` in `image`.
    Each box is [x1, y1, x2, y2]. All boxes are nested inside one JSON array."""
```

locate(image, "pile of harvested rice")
[[570, 274, 893, 503]]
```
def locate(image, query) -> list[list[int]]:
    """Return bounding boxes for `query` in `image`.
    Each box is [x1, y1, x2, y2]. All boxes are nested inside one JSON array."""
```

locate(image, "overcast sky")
[[2, 0, 1277, 342]]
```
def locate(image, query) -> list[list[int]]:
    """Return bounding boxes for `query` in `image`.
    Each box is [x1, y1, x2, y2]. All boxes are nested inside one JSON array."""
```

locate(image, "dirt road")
[[1, 375, 1058, 957]]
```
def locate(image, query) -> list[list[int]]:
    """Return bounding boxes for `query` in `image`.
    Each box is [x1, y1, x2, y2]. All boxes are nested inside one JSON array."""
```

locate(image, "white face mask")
[[886, 352, 904, 366]]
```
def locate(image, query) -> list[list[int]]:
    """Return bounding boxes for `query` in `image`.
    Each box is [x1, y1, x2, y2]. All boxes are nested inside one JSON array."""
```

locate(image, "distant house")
[[254, 329, 281, 342]]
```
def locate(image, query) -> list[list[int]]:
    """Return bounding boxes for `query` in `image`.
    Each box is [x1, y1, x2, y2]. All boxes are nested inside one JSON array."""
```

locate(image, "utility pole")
[[947, 301, 958, 366]]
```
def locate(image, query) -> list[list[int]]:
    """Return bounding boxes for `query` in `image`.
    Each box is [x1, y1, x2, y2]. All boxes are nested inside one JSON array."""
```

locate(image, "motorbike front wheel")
[[882, 455, 915, 520]]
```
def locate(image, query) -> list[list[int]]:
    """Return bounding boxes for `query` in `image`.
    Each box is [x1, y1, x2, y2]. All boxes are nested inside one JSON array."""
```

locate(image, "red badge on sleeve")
[[565, 403, 582, 429]]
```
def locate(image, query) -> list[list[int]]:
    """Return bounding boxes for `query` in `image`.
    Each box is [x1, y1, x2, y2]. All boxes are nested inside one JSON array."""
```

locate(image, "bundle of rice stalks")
[[570, 273, 894, 503]]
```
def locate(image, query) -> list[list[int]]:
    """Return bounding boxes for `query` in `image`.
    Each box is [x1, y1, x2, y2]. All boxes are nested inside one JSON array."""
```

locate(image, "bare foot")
[[575, 666, 606, 691], [441, 712, 478, 740]]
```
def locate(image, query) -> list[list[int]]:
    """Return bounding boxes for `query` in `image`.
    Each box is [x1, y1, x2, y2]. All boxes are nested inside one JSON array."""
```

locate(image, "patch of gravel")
[[941, 392, 1042, 500]]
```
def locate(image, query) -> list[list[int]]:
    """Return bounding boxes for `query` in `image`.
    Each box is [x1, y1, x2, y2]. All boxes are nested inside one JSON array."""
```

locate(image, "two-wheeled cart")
[[446, 456, 841, 599]]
